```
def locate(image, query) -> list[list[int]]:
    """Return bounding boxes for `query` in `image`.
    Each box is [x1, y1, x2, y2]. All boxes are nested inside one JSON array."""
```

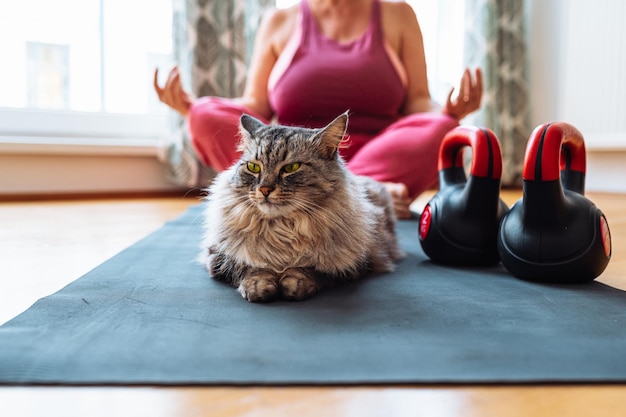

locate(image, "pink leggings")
[[188, 97, 459, 199]]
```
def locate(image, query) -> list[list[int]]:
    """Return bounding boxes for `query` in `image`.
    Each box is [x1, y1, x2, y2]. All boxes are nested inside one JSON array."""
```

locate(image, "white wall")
[[0, 107, 184, 197], [525, 0, 563, 127], [526, 0, 626, 193], [0, 153, 182, 196]]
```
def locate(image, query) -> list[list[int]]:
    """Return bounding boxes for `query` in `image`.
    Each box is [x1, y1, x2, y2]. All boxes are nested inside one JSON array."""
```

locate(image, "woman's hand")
[[153, 66, 193, 117], [442, 68, 483, 121]]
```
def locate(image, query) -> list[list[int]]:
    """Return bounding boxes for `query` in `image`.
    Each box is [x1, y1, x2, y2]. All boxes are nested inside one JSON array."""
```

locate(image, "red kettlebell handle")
[[522, 122, 586, 181], [438, 126, 503, 179]]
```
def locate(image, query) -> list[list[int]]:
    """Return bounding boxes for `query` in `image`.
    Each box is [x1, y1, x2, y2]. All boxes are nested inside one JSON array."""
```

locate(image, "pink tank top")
[[268, 0, 407, 134]]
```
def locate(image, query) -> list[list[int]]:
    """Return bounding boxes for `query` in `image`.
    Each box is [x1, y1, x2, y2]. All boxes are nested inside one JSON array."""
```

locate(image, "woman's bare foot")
[[383, 182, 412, 219]]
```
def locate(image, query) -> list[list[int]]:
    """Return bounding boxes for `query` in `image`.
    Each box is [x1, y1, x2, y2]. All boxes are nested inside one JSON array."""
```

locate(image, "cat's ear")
[[313, 112, 348, 159], [239, 114, 266, 136]]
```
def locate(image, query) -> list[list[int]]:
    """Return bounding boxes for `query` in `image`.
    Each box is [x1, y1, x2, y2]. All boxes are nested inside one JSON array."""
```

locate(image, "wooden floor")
[[1, 190, 625, 417]]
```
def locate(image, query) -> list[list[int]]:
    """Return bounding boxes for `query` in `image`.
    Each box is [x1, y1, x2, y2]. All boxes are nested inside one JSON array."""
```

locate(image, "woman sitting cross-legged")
[[154, 0, 482, 218]]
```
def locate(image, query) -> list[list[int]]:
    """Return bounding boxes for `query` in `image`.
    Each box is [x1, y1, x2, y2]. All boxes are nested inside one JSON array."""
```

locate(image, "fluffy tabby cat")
[[201, 112, 403, 302]]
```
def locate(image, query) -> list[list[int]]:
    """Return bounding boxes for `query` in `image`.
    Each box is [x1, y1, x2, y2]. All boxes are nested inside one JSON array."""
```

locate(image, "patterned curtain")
[[159, 0, 272, 188], [464, 0, 530, 186]]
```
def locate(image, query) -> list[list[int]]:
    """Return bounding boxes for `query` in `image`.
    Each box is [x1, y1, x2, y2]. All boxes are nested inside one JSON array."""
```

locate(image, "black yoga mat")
[[1, 204, 625, 385]]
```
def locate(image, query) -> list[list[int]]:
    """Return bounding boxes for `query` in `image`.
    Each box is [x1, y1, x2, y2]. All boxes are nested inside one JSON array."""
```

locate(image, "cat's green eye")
[[283, 162, 301, 174], [247, 161, 261, 174]]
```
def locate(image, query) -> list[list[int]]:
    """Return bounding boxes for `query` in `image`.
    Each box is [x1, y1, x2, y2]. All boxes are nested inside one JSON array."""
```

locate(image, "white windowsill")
[[0, 136, 161, 157], [580, 133, 626, 152], [0, 107, 171, 157]]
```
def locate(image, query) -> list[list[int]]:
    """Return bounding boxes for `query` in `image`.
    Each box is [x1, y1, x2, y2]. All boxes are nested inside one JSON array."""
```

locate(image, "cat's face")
[[232, 113, 348, 218]]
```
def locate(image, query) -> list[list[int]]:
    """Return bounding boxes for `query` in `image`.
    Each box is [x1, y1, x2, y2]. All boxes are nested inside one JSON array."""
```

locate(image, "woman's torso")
[[267, 0, 407, 134]]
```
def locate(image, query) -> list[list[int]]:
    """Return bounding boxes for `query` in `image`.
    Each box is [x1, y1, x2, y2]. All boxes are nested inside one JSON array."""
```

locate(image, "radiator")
[[560, 0, 626, 150]]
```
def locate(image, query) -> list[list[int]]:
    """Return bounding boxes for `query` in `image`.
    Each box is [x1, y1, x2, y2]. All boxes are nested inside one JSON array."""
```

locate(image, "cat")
[[200, 112, 404, 302]]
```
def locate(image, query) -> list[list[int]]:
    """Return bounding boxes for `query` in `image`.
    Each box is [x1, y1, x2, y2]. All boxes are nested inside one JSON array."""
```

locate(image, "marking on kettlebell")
[[535, 123, 552, 181], [419, 205, 432, 240], [481, 128, 494, 179], [601, 216, 612, 258]]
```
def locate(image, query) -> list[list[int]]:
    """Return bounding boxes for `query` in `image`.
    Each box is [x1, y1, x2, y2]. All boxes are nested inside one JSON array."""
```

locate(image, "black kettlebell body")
[[419, 127, 509, 265], [497, 122, 612, 283]]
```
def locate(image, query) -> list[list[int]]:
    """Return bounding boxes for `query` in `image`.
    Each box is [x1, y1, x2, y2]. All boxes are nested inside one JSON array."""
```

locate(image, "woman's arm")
[[154, 7, 294, 120], [392, 2, 435, 115], [237, 7, 293, 120]]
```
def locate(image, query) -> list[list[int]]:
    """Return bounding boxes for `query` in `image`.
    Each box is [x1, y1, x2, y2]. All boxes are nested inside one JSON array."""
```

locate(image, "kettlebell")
[[497, 122, 612, 283], [419, 126, 509, 265]]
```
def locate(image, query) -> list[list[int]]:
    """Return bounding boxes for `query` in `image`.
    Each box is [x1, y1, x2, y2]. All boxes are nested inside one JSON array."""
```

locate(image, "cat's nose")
[[259, 186, 275, 197]]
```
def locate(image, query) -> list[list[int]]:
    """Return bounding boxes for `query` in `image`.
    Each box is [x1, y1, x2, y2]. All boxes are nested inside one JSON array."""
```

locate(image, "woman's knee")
[[187, 97, 244, 170], [188, 97, 240, 140], [386, 112, 459, 136]]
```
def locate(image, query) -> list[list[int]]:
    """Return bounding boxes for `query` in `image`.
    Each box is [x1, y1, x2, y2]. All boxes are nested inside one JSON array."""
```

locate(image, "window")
[[0, 0, 174, 150], [0, 0, 172, 114], [407, 0, 464, 103], [0, 0, 463, 151]]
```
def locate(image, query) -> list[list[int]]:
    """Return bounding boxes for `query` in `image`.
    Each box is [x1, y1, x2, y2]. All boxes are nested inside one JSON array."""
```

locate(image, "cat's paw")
[[238, 273, 279, 302], [279, 269, 319, 301]]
